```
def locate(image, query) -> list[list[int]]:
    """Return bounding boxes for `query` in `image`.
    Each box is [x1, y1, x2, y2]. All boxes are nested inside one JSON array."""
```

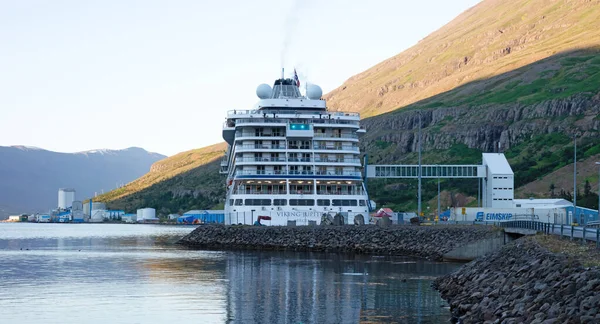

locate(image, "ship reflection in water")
[[225, 251, 459, 323], [0, 224, 460, 324]]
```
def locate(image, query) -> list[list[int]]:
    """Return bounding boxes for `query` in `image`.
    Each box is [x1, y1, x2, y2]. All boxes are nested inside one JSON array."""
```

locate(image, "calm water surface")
[[0, 223, 461, 324]]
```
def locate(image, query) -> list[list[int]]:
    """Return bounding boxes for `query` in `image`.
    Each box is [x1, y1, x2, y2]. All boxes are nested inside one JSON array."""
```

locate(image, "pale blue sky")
[[0, 0, 480, 156]]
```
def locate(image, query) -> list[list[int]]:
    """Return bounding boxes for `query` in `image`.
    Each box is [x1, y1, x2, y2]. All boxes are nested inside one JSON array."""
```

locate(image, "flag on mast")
[[294, 69, 300, 87]]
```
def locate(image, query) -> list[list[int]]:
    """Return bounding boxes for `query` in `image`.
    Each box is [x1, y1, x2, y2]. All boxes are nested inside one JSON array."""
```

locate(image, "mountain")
[[93, 142, 226, 214], [0, 146, 165, 218], [100, 0, 600, 215], [324, 0, 600, 118]]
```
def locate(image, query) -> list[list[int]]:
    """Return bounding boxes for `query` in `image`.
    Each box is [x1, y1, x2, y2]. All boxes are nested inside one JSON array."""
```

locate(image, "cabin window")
[[317, 199, 330, 206], [274, 199, 287, 206]]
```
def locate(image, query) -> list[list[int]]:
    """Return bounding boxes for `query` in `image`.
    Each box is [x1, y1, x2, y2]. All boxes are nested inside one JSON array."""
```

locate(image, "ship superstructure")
[[221, 73, 369, 225]]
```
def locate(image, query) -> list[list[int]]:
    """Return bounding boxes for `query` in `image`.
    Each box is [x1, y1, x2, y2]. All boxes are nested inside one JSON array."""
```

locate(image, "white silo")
[[137, 208, 157, 222], [58, 188, 76, 209]]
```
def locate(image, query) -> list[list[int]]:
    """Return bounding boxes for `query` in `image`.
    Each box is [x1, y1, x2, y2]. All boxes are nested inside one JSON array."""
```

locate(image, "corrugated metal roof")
[[482, 153, 513, 175]]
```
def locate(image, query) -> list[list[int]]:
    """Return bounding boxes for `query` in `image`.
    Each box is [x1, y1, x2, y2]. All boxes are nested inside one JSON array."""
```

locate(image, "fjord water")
[[0, 223, 460, 324]]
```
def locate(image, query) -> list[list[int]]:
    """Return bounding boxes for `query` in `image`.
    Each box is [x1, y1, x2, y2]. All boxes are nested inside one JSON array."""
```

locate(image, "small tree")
[[549, 183, 556, 198], [584, 180, 592, 197]]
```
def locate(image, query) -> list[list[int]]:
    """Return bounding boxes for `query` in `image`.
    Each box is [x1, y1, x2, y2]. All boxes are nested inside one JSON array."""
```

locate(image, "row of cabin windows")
[[493, 188, 512, 190], [492, 176, 510, 179], [492, 198, 513, 201], [230, 199, 367, 207]]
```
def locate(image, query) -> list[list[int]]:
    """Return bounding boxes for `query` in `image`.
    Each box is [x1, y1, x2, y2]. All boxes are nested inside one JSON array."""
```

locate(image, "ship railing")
[[227, 110, 359, 117], [313, 145, 359, 151], [313, 133, 358, 139], [234, 171, 362, 177], [316, 191, 364, 195], [234, 190, 288, 195], [314, 171, 362, 176], [237, 157, 288, 162], [234, 118, 360, 126], [235, 132, 286, 138], [239, 144, 287, 150], [314, 158, 361, 163]]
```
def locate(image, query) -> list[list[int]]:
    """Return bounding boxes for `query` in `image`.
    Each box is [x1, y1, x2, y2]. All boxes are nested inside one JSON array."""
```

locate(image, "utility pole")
[[418, 111, 422, 219], [437, 165, 441, 222], [573, 135, 577, 224]]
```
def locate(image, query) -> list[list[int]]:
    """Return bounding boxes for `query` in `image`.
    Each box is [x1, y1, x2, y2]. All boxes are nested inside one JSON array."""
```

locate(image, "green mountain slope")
[[101, 0, 600, 215], [96, 142, 226, 214]]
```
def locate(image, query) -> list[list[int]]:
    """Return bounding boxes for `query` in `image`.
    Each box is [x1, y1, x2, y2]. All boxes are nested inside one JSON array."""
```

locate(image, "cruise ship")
[[221, 71, 370, 225]]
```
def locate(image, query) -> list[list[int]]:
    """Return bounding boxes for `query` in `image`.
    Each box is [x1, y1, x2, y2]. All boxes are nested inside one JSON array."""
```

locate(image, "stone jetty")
[[177, 224, 498, 261], [434, 236, 600, 324]]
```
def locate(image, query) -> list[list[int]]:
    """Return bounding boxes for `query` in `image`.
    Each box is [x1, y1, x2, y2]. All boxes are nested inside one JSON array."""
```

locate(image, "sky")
[[0, 0, 481, 157]]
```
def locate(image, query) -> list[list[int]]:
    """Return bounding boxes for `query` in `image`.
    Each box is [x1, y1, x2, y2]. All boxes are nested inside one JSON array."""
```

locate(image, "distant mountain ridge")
[[0, 146, 165, 218]]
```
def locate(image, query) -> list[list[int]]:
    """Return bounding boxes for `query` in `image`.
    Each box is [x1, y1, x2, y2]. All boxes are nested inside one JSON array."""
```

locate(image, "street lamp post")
[[573, 135, 577, 224], [418, 112, 422, 218]]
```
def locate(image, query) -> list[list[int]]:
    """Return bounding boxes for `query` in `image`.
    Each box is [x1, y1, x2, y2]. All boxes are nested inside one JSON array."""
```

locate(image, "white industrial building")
[[58, 188, 76, 209], [481, 153, 514, 208]]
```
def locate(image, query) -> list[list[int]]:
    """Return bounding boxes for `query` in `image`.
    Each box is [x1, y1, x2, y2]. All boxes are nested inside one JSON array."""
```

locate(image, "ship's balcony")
[[316, 189, 365, 195], [234, 132, 286, 141], [233, 189, 288, 195], [236, 144, 287, 152], [235, 157, 288, 164], [234, 118, 360, 128], [314, 158, 361, 165], [312, 145, 360, 153], [313, 133, 358, 141], [235, 170, 362, 178]]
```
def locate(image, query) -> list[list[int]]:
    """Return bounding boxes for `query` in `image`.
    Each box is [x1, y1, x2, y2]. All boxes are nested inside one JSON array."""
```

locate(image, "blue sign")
[[476, 212, 484, 221], [484, 213, 513, 221]]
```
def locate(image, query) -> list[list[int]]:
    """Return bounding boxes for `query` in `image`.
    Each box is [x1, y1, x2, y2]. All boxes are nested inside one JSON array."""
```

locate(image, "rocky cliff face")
[[361, 92, 600, 163]]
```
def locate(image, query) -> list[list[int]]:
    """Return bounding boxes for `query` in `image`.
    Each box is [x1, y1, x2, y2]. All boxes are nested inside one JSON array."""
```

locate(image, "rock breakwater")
[[434, 236, 600, 323], [178, 225, 497, 260]]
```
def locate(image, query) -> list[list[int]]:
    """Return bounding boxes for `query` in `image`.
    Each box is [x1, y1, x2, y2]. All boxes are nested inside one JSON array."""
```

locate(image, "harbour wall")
[[434, 237, 600, 323], [177, 225, 500, 261]]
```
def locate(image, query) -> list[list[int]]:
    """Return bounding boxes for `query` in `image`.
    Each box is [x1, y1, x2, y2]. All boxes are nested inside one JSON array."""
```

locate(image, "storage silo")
[[143, 208, 156, 220], [58, 188, 76, 209], [137, 208, 157, 222]]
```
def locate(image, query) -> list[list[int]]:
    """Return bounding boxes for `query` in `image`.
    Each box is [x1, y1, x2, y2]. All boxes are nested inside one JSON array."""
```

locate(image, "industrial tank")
[[58, 188, 76, 209], [137, 208, 156, 222]]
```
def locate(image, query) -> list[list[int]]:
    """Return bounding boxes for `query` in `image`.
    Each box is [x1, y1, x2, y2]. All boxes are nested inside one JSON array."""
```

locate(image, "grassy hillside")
[[325, 0, 600, 118], [96, 142, 226, 214]]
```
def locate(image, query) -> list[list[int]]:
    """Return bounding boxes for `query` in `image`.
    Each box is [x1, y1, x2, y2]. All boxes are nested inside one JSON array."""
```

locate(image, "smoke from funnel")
[[280, 0, 309, 70]]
